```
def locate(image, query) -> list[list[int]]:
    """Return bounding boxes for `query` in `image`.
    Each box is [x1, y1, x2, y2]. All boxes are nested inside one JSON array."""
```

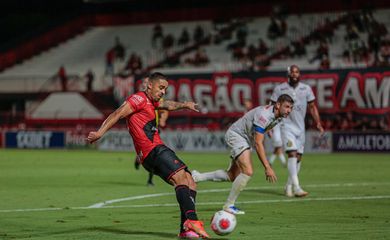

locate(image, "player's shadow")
[[246, 188, 285, 196], [99, 181, 146, 187], [90, 227, 229, 239], [89, 226, 174, 238]]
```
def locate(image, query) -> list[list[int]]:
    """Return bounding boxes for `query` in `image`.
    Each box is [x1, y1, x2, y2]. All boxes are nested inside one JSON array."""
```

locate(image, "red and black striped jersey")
[[125, 91, 164, 162]]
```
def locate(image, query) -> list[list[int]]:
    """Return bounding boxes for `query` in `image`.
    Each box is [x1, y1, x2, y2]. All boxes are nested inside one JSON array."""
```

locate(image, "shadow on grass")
[[99, 181, 146, 187], [90, 226, 228, 240], [246, 188, 285, 197], [89, 226, 174, 238], [1, 225, 228, 240]]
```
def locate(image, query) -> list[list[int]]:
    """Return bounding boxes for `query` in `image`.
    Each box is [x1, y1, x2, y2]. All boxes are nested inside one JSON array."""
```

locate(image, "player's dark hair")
[[277, 94, 294, 104], [148, 72, 167, 82]]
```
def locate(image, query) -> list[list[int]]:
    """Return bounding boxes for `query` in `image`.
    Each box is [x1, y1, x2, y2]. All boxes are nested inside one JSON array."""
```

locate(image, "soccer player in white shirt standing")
[[192, 94, 294, 214], [270, 65, 324, 197]]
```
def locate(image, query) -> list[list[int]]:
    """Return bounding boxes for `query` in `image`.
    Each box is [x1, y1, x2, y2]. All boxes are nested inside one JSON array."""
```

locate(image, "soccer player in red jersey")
[[133, 77, 169, 186], [86, 72, 209, 238]]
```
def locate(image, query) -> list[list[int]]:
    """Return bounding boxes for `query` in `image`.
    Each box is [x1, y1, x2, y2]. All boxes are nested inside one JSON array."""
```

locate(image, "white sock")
[[286, 175, 292, 186], [287, 157, 300, 189], [269, 154, 276, 164], [278, 153, 286, 165], [225, 173, 251, 207], [195, 169, 230, 182]]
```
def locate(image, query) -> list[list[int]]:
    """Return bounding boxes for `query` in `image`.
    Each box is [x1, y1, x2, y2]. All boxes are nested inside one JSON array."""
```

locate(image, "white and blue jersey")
[[226, 105, 282, 159]]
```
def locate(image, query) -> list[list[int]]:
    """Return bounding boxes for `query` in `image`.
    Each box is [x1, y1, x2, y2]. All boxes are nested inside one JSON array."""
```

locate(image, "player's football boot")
[[191, 170, 201, 182], [147, 180, 154, 186], [178, 230, 200, 239], [223, 205, 245, 215], [294, 188, 309, 197], [285, 185, 294, 197], [183, 219, 209, 239]]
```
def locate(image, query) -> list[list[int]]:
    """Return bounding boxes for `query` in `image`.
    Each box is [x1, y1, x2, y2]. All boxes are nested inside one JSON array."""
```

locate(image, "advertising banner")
[[333, 132, 390, 152], [98, 130, 135, 151], [5, 131, 65, 149], [304, 131, 333, 153], [65, 130, 95, 149], [115, 69, 389, 115], [97, 130, 227, 152], [97, 129, 332, 153], [161, 130, 227, 152]]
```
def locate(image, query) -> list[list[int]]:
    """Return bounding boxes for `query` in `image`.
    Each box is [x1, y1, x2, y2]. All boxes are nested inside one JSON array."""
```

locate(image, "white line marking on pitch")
[[1, 195, 390, 213], [88, 182, 390, 208], [1, 182, 389, 213]]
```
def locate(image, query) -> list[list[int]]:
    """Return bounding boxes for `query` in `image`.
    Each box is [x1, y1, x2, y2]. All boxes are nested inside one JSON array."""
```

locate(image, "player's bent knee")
[[188, 179, 197, 191], [187, 172, 197, 190], [286, 150, 298, 158], [170, 169, 188, 186], [243, 169, 254, 177]]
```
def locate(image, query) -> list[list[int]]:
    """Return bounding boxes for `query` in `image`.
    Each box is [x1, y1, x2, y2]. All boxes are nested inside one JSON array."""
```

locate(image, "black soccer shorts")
[[142, 144, 189, 184]]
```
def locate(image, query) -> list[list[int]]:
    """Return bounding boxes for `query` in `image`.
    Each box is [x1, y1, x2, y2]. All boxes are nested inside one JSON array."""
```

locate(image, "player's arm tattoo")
[[159, 100, 198, 112]]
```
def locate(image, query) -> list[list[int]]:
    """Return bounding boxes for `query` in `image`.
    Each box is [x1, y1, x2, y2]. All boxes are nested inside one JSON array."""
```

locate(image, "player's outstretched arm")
[[86, 101, 133, 144], [308, 101, 324, 135], [159, 100, 199, 112], [254, 132, 277, 183]]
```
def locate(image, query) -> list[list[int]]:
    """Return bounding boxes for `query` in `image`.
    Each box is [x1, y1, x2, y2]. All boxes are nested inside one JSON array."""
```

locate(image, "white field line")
[[100, 195, 390, 209], [1, 195, 390, 213], [1, 182, 389, 213], [87, 182, 390, 208]]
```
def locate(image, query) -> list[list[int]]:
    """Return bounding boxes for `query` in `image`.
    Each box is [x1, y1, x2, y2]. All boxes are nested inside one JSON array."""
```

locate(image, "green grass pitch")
[[1, 149, 389, 239]]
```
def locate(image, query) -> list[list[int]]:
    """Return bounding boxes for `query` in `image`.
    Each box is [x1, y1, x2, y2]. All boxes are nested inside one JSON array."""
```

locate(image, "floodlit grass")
[[1, 149, 389, 239]]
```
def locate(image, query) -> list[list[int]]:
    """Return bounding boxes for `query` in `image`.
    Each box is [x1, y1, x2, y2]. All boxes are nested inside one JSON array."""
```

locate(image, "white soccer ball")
[[210, 210, 237, 236]]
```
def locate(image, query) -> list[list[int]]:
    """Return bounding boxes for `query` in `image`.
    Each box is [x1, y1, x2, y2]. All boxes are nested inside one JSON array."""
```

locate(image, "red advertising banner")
[[115, 69, 390, 115]]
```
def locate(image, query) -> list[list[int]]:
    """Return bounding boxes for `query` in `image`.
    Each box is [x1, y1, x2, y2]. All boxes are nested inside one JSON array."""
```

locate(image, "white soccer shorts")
[[225, 129, 251, 160], [282, 129, 305, 154]]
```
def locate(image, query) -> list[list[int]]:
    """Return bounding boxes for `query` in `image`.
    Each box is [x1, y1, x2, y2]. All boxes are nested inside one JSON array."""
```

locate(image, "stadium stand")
[[0, 0, 389, 132]]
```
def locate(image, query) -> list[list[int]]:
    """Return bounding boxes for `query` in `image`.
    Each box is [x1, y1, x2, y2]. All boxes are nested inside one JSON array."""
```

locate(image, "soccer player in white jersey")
[[192, 94, 294, 215], [270, 65, 324, 197]]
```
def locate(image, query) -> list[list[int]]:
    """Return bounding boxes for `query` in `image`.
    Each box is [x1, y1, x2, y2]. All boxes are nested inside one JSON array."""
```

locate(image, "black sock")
[[180, 206, 185, 232], [190, 189, 197, 202], [148, 172, 153, 183], [175, 185, 198, 221], [180, 189, 198, 232]]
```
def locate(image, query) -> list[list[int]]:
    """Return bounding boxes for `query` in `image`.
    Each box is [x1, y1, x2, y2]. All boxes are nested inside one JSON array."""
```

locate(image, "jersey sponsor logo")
[[131, 95, 144, 105], [258, 116, 268, 126]]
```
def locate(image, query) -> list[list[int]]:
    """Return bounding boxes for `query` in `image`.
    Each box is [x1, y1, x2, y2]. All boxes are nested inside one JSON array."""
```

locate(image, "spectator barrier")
[[1, 129, 388, 152]]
